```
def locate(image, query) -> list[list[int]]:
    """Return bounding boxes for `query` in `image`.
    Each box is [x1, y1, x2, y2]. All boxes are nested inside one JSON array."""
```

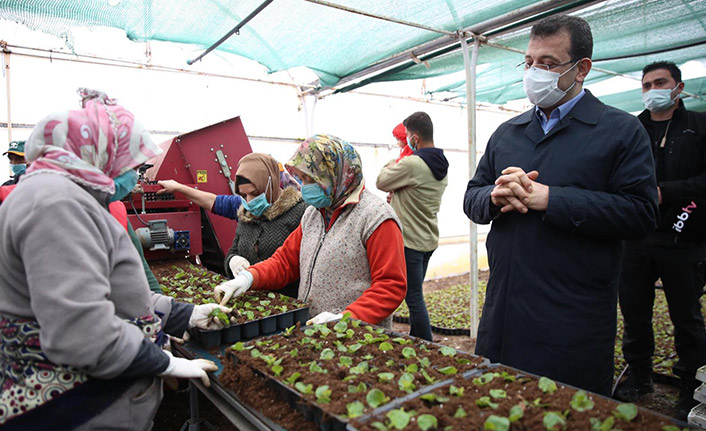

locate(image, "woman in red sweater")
[[215, 134, 407, 327]]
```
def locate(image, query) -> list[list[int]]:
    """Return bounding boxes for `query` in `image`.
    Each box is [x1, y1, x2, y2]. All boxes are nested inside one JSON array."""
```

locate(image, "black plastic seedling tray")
[[189, 306, 310, 348], [231, 322, 489, 431], [346, 364, 692, 431]]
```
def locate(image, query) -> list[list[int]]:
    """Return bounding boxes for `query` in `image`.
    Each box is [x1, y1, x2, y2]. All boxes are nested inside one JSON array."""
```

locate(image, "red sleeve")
[[248, 224, 302, 290], [345, 219, 407, 325], [108, 201, 129, 232]]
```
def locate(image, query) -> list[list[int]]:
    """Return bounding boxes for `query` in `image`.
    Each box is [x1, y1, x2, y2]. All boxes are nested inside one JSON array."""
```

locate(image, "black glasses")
[[516, 60, 577, 72]]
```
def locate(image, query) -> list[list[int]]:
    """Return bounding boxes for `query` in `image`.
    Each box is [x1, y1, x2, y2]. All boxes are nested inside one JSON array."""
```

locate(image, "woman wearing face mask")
[[222, 153, 307, 298], [0, 89, 230, 430], [215, 134, 407, 327]]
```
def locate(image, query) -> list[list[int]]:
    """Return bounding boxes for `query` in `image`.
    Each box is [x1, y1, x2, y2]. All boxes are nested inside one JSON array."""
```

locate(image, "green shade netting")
[[0, 0, 539, 87], [1, 0, 704, 105]]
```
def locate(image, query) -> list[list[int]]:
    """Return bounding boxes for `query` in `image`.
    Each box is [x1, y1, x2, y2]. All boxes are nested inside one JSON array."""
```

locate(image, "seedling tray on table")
[[222, 317, 489, 431], [189, 306, 310, 348], [348, 364, 692, 431]]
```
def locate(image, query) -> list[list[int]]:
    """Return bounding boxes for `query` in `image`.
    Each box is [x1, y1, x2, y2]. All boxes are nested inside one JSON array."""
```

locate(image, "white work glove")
[[159, 350, 218, 387], [306, 311, 343, 326], [214, 270, 253, 305], [228, 255, 250, 277], [188, 304, 232, 330]]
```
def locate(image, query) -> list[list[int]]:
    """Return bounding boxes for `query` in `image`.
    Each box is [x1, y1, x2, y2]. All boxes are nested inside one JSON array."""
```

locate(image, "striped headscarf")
[[23, 88, 161, 194], [285, 134, 363, 209]]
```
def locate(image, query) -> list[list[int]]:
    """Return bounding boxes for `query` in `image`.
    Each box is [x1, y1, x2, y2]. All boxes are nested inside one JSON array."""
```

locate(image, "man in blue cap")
[[2, 140, 26, 186]]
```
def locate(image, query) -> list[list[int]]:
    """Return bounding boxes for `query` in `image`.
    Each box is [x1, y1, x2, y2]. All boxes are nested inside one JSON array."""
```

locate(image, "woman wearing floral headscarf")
[[0, 89, 229, 430], [215, 134, 407, 327]]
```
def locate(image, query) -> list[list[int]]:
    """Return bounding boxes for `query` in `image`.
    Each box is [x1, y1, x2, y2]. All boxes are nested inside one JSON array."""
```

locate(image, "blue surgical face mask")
[[406, 135, 416, 152], [642, 85, 679, 112], [10, 163, 26, 176], [109, 169, 138, 203], [301, 183, 332, 209], [242, 176, 272, 217]]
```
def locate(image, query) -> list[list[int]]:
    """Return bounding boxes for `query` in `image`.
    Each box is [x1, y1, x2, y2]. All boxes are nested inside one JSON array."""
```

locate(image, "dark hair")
[[403, 112, 434, 142], [643, 61, 682, 83], [530, 15, 593, 61]]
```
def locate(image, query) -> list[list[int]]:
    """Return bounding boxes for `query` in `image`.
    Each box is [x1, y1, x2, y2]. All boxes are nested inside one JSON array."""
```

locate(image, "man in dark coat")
[[614, 61, 706, 419], [463, 15, 658, 396]]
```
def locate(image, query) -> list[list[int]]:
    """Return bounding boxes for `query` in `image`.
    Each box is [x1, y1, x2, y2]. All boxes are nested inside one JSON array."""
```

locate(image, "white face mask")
[[523, 61, 579, 108], [642, 84, 679, 112]]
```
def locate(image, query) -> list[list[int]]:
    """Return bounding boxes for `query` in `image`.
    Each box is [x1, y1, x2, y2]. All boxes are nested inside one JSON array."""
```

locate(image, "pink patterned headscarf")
[[23, 88, 161, 194]]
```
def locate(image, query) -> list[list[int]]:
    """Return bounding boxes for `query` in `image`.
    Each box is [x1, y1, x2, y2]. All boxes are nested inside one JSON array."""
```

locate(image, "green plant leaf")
[[346, 401, 365, 419], [570, 390, 595, 412], [402, 347, 416, 358], [339, 356, 353, 367], [509, 404, 524, 422], [438, 366, 458, 375], [348, 382, 367, 393], [285, 372, 301, 385], [272, 364, 283, 376], [543, 412, 566, 431], [289, 348, 298, 357], [473, 372, 496, 385], [334, 320, 348, 333], [454, 406, 467, 418], [385, 359, 395, 367], [590, 416, 615, 431], [320, 348, 335, 360], [348, 343, 363, 353], [378, 372, 395, 383], [379, 342, 394, 351], [449, 385, 464, 397], [440, 346, 457, 357], [538, 377, 558, 394], [231, 342, 246, 351], [315, 385, 332, 404], [295, 382, 313, 395], [371, 422, 388, 431], [483, 415, 510, 431], [490, 389, 507, 399], [613, 403, 638, 422], [350, 361, 370, 375], [420, 393, 450, 403], [386, 409, 411, 430], [421, 368, 436, 384], [405, 363, 419, 373], [476, 396, 499, 409], [417, 414, 438, 431], [398, 373, 416, 393], [366, 388, 390, 408]]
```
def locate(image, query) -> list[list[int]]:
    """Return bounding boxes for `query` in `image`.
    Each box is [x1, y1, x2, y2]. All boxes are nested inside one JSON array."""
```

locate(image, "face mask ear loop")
[[265, 175, 272, 204]]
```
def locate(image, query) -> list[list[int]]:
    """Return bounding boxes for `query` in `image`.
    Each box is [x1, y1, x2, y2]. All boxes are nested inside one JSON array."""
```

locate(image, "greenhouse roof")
[[1, 0, 705, 109]]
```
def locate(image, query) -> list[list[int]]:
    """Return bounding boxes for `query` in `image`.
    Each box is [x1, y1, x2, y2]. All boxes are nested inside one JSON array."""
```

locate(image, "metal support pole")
[[460, 35, 480, 339], [3, 49, 11, 142], [187, 0, 274, 65]]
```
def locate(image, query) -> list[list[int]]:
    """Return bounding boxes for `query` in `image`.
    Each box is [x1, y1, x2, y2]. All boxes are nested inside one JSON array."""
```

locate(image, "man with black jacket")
[[615, 61, 706, 420]]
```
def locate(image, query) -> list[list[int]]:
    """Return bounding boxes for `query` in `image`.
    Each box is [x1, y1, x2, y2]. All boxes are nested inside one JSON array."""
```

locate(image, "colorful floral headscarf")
[[23, 88, 161, 194], [285, 134, 363, 209]]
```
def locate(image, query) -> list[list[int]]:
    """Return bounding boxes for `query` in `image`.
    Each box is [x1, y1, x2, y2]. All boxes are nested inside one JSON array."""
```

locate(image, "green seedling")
[[484, 415, 510, 431], [538, 376, 558, 394], [570, 390, 594, 412], [315, 385, 332, 404], [476, 396, 499, 409], [346, 401, 365, 419], [366, 388, 390, 408], [417, 414, 438, 431], [543, 412, 566, 431]]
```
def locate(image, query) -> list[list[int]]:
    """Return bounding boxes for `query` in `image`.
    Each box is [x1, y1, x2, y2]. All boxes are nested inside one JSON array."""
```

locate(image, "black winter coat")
[[464, 91, 658, 395], [638, 101, 706, 240], [225, 187, 307, 297]]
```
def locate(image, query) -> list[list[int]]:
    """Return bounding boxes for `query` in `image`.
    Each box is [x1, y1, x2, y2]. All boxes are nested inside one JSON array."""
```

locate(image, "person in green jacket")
[[376, 112, 449, 341]]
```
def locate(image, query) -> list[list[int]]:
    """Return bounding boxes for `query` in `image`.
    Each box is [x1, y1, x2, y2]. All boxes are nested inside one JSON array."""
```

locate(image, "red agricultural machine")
[[122, 116, 252, 274]]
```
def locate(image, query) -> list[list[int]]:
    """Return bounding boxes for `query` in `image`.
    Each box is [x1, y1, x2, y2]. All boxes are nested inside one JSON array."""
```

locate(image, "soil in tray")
[[352, 366, 681, 431], [221, 317, 487, 421], [219, 360, 317, 431], [152, 259, 225, 305]]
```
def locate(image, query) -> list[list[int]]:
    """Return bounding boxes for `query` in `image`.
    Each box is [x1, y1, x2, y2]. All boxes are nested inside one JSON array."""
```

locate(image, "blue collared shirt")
[[534, 89, 586, 134]]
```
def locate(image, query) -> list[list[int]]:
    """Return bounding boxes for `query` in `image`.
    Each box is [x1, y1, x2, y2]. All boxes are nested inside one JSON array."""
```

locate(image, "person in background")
[[0, 89, 229, 430], [223, 153, 307, 298], [157, 160, 301, 220], [393, 122, 413, 163], [2, 140, 27, 186], [614, 60, 706, 420], [377, 112, 449, 341], [214, 134, 407, 327], [463, 15, 658, 396]]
